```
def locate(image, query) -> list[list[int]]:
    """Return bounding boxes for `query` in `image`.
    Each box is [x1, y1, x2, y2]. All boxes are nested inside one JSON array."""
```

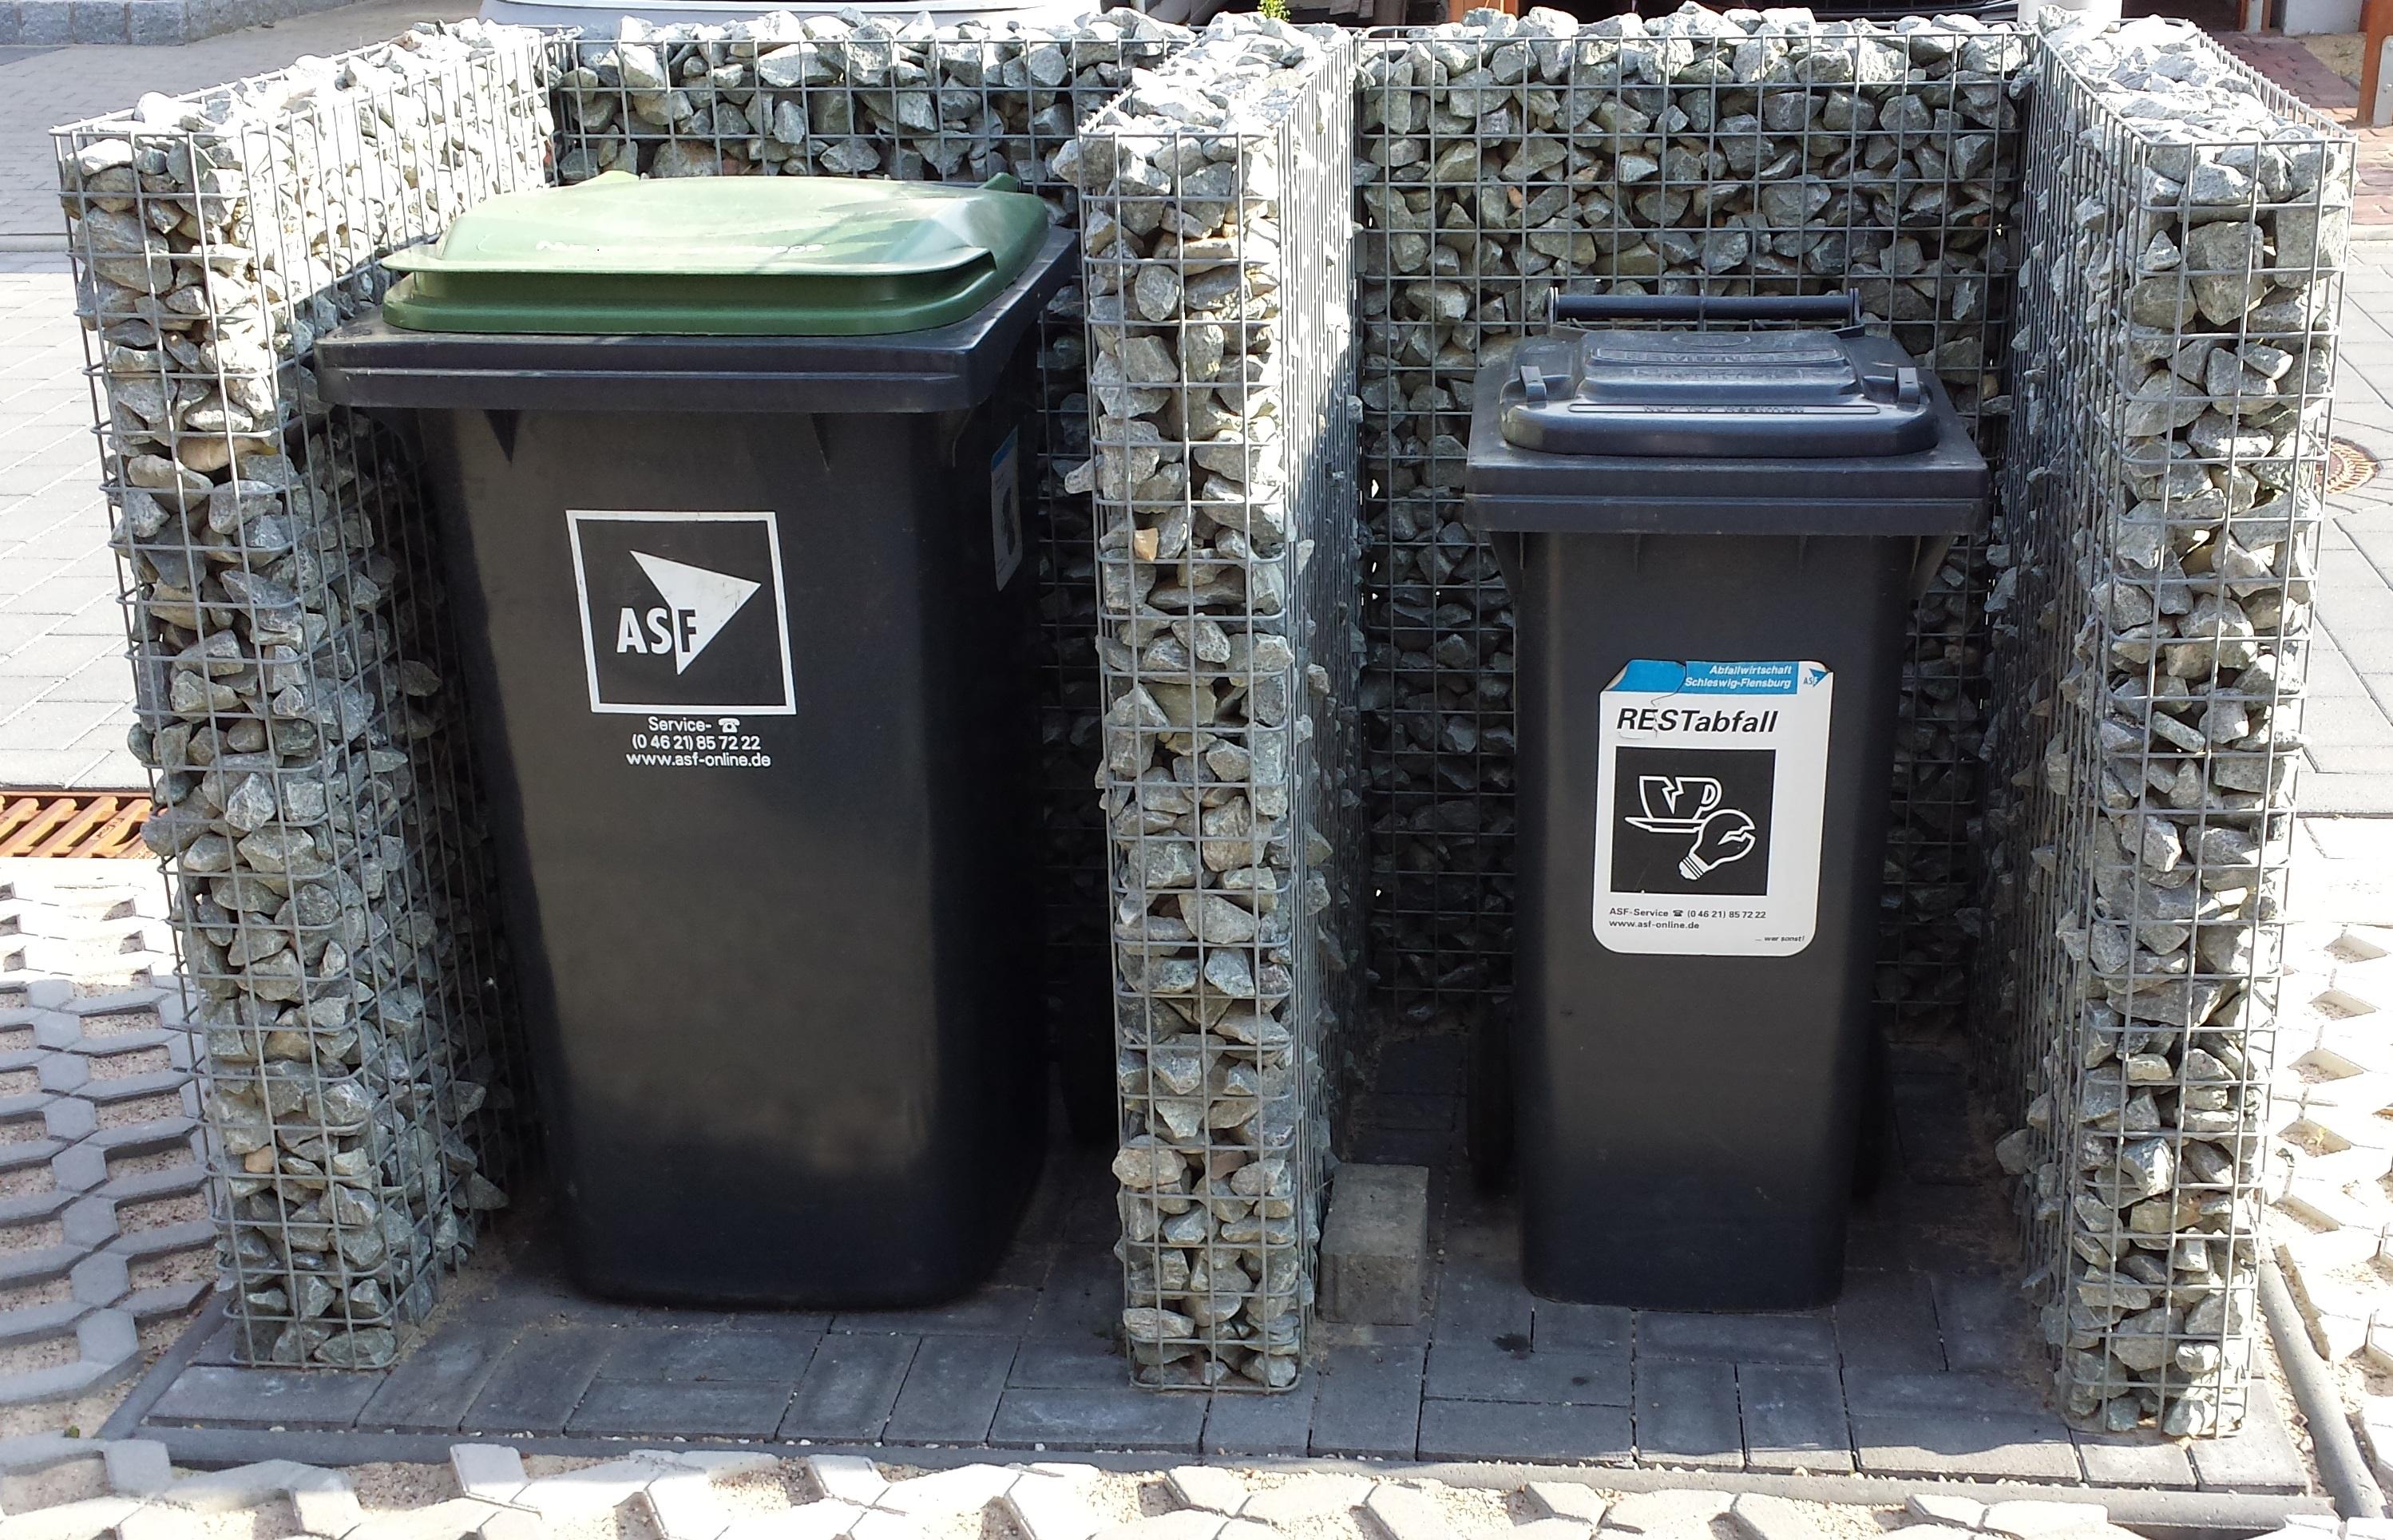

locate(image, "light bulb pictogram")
[[1678, 808, 1757, 880]]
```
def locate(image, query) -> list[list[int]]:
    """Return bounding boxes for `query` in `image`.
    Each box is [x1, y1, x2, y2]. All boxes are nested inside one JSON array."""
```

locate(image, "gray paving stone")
[[1424, 1340, 1628, 1406], [885, 1336, 1016, 1445], [599, 1327, 816, 1384], [2186, 1396, 2308, 1492], [1851, 1412, 2083, 1481], [120, 1281, 206, 1322], [1203, 1383, 1315, 1458], [1320, 1164, 1428, 1326], [986, 1386, 1207, 1452], [1431, 1258, 1534, 1348], [1636, 1312, 1836, 1364], [462, 1324, 612, 1435], [779, 1332, 919, 1443], [64, 1249, 128, 1310], [832, 1287, 1037, 1338], [1416, 1398, 1634, 1463], [101, 1439, 171, 1496], [1308, 1342, 1424, 1459], [1024, 1253, 1120, 1340], [1634, 1360, 1741, 1469], [1842, 1369, 2045, 1419], [2073, 1431, 2198, 1488], [1737, 1363, 1853, 1474], [0, 1299, 86, 1347], [1833, 1272, 1945, 1372], [149, 1365, 384, 1428], [359, 1322, 524, 1432], [1927, 1276, 2024, 1373], [1008, 1336, 1127, 1391], [568, 1378, 793, 1439], [1532, 1300, 1629, 1352]]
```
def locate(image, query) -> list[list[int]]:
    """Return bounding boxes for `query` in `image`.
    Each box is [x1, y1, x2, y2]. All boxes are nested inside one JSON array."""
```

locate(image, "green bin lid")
[[379, 172, 1055, 336]]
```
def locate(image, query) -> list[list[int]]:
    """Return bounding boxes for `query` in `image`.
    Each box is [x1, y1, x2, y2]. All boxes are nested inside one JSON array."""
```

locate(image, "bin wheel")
[[1467, 1008, 1514, 1195], [1851, 1025, 1892, 1198]]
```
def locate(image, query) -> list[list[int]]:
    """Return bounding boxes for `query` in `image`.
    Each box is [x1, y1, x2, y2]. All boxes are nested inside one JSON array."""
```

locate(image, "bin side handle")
[[1547, 291, 1863, 330]]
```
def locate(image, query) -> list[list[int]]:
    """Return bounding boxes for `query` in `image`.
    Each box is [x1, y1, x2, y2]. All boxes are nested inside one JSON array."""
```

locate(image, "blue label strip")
[[1611, 659, 1813, 696]]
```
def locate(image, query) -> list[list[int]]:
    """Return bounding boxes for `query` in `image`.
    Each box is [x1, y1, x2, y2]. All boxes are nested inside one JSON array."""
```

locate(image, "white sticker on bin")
[[1591, 659, 1832, 957]]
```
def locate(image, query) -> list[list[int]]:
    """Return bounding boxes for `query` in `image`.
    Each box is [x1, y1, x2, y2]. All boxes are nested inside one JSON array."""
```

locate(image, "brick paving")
[[0, 1442, 2338, 1540], [110, 1043, 2315, 1492], [0, 853, 209, 1414]]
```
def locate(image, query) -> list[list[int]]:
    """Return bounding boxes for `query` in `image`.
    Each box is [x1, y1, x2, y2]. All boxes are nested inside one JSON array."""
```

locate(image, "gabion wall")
[[1980, 17, 2347, 1436], [52, 22, 550, 1368], [1064, 18, 1364, 1390], [1353, 6, 2029, 1035], [549, 13, 1187, 1103]]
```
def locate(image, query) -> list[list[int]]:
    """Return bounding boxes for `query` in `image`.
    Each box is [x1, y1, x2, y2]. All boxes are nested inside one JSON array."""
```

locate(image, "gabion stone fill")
[[52, 22, 551, 1368], [1353, 4, 2028, 1036], [548, 14, 1191, 1094], [1061, 14, 1364, 1390], [1981, 16, 2348, 1437]]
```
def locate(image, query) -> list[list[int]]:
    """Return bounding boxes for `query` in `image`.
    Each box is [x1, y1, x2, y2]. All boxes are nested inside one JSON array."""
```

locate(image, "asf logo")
[[613, 552, 759, 675], [569, 511, 795, 715], [1607, 747, 1774, 897]]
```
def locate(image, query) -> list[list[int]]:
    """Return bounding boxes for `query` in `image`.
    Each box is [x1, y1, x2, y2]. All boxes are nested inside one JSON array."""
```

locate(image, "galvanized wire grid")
[[1068, 18, 1363, 1390], [548, 16, 1189, 1080], [1983, 18, 2347, 1436], [1353, 12, 2028, 1041], [51, 23, 550, 1368]]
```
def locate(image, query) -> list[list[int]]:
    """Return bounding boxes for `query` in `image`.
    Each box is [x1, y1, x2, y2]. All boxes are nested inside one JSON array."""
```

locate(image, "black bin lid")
[[1503, 329, 1938, 459], [1464, 327, 1988, 539]]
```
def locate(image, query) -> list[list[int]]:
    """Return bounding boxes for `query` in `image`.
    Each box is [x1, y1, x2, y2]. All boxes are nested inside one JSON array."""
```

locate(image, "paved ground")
[[0, 858, 209, 1429], [111, 1034, 2316, 1492], [0, 1443, 2334, 1540]]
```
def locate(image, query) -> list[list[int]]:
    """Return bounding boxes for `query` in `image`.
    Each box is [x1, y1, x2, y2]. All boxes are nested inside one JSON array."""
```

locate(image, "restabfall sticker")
[[1592, 659, 1833, 956]]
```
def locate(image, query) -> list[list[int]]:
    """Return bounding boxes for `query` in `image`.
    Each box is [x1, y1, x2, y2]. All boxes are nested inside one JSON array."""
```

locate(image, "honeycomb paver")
[[0, 968, 208, 1407]]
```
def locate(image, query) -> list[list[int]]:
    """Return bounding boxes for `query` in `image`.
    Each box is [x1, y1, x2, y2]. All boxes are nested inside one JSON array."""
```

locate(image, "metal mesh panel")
[[51, 22, 550, 1368], [1067, 17, 1363, 1390], [549, 15, 1188, 1077], [1982, 16, 2349, 1437], [1353, 11, 2028, 1040]]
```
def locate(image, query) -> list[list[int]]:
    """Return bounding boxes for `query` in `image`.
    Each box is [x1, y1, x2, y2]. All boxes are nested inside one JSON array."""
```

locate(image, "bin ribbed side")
[[1352, 13, 2027, 1051], [548, 18, 1191, 1099], [1982, 18, 2349, 1437], [1063, 16, 1364, 1390], [50, 23, 553, 1368]]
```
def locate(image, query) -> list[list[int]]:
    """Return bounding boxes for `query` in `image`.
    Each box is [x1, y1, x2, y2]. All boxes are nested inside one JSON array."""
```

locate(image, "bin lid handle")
[[1547, 290, 1863, 332]]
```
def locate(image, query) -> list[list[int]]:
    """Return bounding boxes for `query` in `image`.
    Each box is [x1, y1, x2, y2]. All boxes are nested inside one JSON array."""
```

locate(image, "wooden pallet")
[[0, 790, 152, 860]]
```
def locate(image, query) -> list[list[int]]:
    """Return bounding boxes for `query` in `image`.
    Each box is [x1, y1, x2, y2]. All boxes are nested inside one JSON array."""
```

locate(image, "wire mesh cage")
[[1065, 17, 1364, 1390], [51, 22, 552, 1368], [548, 14, 1190, 1100], [1352, 10, 2029, 1047], [1981, 17, 2349, 1436]]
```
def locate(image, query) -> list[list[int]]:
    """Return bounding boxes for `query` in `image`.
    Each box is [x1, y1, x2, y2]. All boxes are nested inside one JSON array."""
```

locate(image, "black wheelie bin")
[[1463, 291, 1987, 1311], [315, 172, 1073, 1308]]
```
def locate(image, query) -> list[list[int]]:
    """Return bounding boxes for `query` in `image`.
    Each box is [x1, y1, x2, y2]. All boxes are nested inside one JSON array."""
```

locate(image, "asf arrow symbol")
[[632, 551, 763, 675]]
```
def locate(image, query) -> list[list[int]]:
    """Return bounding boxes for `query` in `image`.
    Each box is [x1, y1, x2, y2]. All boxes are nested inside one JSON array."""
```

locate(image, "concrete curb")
[[2258, 1260, 2386, 1520]]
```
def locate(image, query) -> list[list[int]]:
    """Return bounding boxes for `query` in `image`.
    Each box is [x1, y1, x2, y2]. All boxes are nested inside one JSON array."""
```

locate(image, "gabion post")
[[1983, 15, 2350, 1436], [1352, 7, 2030, 1039], [1064, 16, 1364, 1390], [52, 24, 552, 1368]]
